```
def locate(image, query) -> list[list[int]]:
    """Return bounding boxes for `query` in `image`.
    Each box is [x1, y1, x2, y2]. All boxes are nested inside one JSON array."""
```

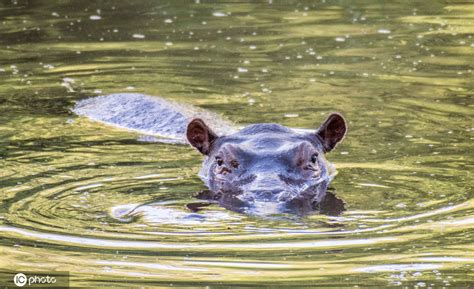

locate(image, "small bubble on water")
[[132, 33, 145, 39], [213, 12, 228, 17], [126, 86, 135, 90], [61, 78, 75, 92], [249, 45, 256, 50], [378, 28, 391, 34], [164, 18, 173, 23], [284, 114, 299, 118], [62, 77, 75, 83], [89, 15, 101, 20], [52, 12, 60, 17], [335, 37, 346, 42], [237, 67, 248, 73]]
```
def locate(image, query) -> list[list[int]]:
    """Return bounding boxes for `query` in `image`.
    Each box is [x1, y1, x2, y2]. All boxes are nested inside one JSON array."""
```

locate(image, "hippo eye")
[[215, 156, 224, 166], [311, 153, 319, 164]]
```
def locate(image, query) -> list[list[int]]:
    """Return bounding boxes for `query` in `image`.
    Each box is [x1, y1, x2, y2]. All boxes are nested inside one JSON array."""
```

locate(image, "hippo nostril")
[[260, 191, 273, 198], [252, 189, 282, 201]]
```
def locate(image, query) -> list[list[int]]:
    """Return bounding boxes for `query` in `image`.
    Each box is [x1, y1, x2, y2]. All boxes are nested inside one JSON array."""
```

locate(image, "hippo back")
[[73, 93, 236, 143]]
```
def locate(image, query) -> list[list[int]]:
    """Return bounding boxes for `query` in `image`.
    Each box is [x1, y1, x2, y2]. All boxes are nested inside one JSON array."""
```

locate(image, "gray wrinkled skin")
[[198, 124, 337, 215], [73, 93, 236, 143]]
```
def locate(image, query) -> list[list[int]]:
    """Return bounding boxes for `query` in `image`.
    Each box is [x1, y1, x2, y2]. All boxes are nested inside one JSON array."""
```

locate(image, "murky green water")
[[0, 0, 473, 287]]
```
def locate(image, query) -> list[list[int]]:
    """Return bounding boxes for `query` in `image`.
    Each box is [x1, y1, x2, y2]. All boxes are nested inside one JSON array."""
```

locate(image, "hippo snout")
[[250, 189, 284, 202]]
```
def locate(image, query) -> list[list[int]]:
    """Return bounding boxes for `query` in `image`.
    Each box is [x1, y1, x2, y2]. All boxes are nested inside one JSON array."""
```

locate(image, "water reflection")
[[192, 189, 346, 216]]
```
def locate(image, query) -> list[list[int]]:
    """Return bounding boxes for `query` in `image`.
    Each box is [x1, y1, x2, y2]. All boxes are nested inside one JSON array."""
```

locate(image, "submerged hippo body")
[[73, 93, 237, 142], [74, 93, 347, 215]]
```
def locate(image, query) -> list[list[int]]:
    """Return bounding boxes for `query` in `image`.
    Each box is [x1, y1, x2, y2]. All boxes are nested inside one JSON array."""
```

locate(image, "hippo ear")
[[316, 113, 347, 152], [186, 118, 218, 155]]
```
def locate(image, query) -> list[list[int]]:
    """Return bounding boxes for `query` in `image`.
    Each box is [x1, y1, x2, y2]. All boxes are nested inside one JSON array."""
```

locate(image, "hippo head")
[[186, 113, 347, 214]]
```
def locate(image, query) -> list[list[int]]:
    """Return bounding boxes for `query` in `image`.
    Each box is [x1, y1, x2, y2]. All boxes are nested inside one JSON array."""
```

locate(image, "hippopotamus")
[[186, 114, 346, 215], [74, 93, 347, 215]]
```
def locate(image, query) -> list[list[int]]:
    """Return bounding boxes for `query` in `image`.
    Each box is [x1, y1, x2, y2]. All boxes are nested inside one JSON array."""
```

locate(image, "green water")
[[0, 0, 473, 287]]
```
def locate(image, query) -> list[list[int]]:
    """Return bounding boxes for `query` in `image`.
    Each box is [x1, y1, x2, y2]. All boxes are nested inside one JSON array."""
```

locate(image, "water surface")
[[0, 0, 473, 287]]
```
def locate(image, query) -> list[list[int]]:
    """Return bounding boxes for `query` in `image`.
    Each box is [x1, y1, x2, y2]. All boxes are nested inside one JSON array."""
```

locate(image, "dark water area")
[[0, 0, 472, 287]]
